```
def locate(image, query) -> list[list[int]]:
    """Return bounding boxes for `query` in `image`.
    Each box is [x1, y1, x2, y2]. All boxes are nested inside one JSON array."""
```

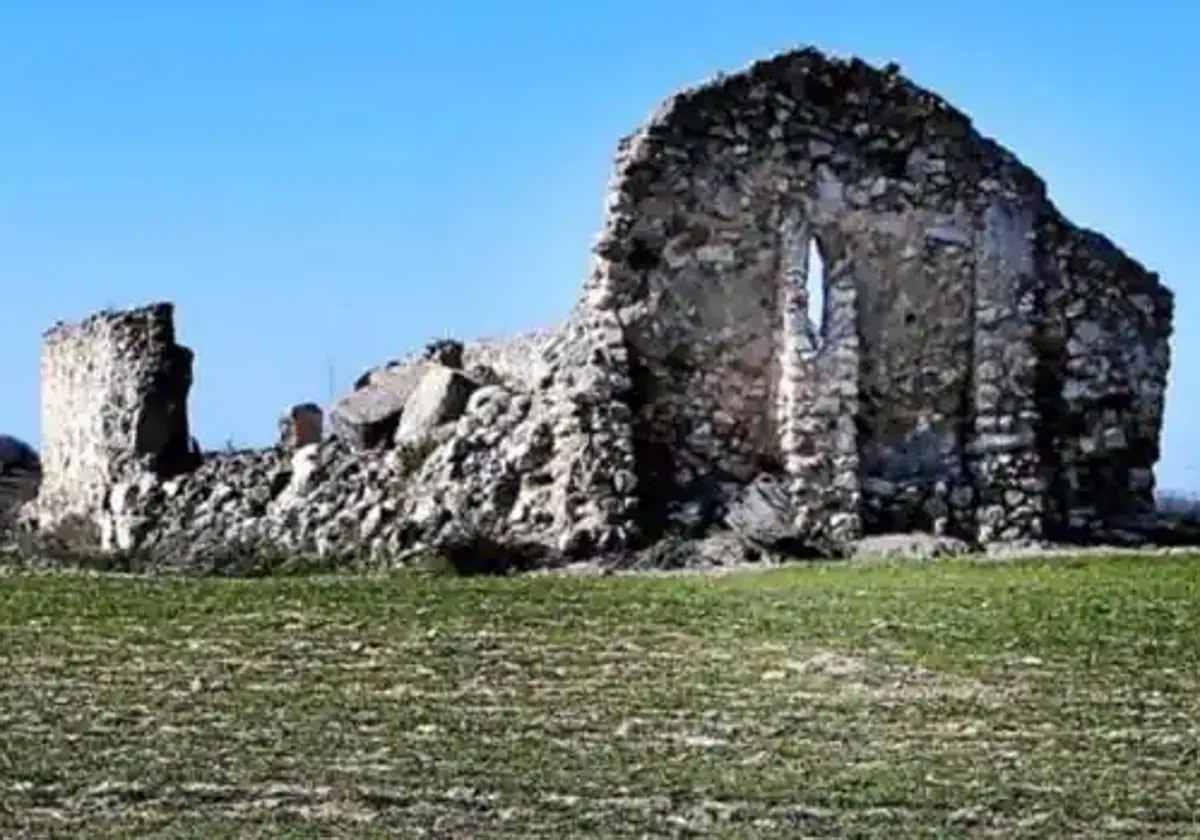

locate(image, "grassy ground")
[[1, 555, 1198, 838]]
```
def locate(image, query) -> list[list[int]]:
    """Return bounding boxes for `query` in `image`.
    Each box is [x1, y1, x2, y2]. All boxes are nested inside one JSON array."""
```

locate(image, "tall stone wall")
[[1036, 218, 1174, 539], [580, 48, 1171, 547], [36, 302, 195, 532]]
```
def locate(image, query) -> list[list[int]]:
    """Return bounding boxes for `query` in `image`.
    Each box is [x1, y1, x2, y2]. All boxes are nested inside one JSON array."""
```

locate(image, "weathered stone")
[[724, 473, 809, 553], [851, 532, 971, 562], [331, 328, 560, 451], [393, 367, 479, 447], [278, 403, 323, 449], [35, 302, 195, 533], [330, 362, 429, 450], [623, 532, 760, 570], [423, 338, 464, 370]]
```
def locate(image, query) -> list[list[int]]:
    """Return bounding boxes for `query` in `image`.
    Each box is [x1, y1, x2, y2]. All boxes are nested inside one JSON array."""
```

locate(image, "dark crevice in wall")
[[1033, 324, 1069, 543], [948, 333, 976, 543], [626, 238, 661, 273], [954, 248, 980, 544], [853, 268, 880, 535], [138, 344, 200, 479], [624, 344, 675, 547]]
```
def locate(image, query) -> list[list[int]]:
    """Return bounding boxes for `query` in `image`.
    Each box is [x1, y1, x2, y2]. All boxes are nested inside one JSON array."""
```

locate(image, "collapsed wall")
[[331, 326, 561, 449], [47, 302, 638, 567], [109, 328, 578, 568], [26, 47, 1174, 568], [35, 302, 195, 540]]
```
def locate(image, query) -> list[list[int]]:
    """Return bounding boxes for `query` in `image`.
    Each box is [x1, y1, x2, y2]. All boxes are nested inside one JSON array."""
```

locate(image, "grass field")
[[1, 555, 1198, 838]]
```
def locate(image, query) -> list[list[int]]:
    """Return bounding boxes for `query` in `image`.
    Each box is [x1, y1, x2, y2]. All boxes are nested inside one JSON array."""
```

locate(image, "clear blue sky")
[[3, 1, 1198, 490]]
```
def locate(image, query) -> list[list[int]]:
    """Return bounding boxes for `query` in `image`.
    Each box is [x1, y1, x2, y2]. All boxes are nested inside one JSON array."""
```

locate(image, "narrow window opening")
[[805, 237, 827, 349]]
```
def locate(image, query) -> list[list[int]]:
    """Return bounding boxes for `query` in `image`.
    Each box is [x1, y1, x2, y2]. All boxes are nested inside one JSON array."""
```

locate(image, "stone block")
[[331, 361, 432, 449], [36, 301, 195, 532], [278, 403, 324, 448], [394, 366, 479, 447]]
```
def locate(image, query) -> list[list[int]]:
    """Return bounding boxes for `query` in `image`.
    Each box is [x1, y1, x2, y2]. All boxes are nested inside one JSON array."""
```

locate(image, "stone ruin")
[[14, 47, 1175, 570], [32, 302, 196, 540]]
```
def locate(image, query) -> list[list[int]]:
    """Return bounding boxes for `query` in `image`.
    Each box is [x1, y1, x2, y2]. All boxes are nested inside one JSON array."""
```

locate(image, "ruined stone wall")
[[579, 48, 1171, 546], [1035, 217, 1173, 540], [25, 48, 1173, 568], [36, 302, 195, 532]]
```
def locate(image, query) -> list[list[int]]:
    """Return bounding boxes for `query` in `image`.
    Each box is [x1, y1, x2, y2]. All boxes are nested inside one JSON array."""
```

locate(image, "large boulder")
[[724, 473, 817, 555], [330, 361, 433, 449], [394, 366, 479, 447], [330, 340, 470, 451]]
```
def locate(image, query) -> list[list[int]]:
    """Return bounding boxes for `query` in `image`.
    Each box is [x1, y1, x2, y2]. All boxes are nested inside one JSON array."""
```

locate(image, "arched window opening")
[[805, 236, 827, 349]]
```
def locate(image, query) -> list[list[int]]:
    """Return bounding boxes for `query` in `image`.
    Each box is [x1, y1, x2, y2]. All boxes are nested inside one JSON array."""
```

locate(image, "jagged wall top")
[[575, 44, 1172, 544], [588, 46, 1166, 299]]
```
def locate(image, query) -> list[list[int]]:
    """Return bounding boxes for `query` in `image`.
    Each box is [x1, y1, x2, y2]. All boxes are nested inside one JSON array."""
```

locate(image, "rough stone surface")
[[850, 532, 972, 562], [584, 49, 1172, 552], [331, 327, 560, 452], [20, 47, 1177, 570], [35, 302, 196, 537], [278, 403, 323, 449], [393, 367, 478, 447], [96, 439, 415, 568], [724, 473, 812, 554], [332, 361, 429, 450]]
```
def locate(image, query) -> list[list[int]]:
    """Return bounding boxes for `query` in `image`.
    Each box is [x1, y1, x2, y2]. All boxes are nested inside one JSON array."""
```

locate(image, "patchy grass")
[[1, 554, 1198, 837]]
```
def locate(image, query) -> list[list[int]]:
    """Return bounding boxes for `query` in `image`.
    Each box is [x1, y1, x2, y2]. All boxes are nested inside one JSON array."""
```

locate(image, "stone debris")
[[12, 46, 1180, 572], [96, 439, 415, 569], [724, 473, 816, 555], [329, 361, 428, 450]]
